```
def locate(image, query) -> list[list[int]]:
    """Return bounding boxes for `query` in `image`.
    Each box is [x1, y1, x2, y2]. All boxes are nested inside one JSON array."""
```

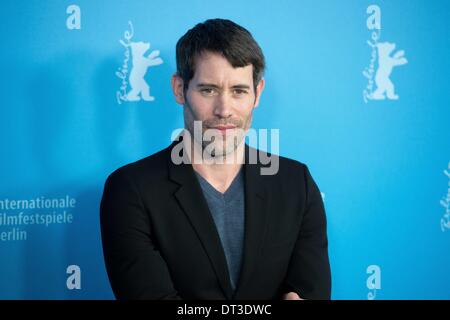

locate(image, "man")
[[100, 18, 331, 300]]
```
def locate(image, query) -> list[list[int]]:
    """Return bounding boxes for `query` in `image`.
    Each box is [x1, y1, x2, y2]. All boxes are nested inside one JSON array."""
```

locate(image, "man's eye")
[[234, 89, 248, 95], [200, 88, 215, 95]]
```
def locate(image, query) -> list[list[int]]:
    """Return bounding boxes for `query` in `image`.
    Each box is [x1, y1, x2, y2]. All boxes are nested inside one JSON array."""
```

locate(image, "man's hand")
[[282, 292, 304, 300]]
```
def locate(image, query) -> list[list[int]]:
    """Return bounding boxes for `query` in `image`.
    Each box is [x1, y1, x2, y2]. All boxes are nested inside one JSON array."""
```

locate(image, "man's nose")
[[213, 93, 233, 118]]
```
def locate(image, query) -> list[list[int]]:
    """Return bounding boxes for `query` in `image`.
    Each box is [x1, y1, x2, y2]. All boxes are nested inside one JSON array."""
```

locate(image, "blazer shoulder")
[[105, 144, 171, 186], [253, 146, 308, 178], [252, 148, 319, 196], [278, 154, 307, 171], [276, 154, 311, 188]]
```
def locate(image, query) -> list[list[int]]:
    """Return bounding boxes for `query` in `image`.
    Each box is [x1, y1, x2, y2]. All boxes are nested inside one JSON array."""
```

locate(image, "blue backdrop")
[[0, 0, 449, 299]]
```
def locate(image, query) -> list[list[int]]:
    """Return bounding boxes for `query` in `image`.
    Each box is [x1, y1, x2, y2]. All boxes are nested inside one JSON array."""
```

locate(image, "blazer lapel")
[[167, 142, 234, 299]]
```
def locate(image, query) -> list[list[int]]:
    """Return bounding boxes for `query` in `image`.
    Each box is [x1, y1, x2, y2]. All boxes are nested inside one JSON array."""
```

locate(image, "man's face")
[[172, 51, 265, 157]]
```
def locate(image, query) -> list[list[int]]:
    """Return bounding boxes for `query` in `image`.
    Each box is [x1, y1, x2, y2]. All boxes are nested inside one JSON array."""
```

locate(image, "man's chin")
[[203, 146, 235, 158], [203, 139, 245, 159]]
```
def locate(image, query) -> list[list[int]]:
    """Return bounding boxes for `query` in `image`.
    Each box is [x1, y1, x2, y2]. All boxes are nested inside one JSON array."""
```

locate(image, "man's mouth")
[[208, 125, 237, 133]]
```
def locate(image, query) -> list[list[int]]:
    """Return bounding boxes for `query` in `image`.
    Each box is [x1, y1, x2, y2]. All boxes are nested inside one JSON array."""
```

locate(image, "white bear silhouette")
[[371, 42, 407, 100], [125, 41, 163, 102]]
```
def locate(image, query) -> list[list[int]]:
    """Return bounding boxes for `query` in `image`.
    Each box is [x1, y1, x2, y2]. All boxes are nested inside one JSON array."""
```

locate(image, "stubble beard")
[[184, 99, 252, 160]]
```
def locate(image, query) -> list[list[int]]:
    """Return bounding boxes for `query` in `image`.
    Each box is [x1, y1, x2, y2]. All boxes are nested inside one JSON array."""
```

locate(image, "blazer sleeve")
[[100, 169, 181, 300], [282, 164, 332, 299]]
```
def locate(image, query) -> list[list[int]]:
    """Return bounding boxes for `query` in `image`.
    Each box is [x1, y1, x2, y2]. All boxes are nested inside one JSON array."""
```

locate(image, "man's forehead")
[[195, 51, 252, 69], [193, 52, 253, 83]]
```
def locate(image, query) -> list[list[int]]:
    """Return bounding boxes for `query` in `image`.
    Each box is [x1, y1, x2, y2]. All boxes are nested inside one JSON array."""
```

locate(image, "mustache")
[[202, 118, 243, 128]]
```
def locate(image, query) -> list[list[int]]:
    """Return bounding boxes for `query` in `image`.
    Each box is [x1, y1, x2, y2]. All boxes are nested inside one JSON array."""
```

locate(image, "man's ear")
[[171, 74, 185, 105], [253, 78, 265, 108]]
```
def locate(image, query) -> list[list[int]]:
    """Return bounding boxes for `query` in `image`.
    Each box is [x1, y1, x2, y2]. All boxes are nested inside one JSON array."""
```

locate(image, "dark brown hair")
[[176, 18, 265, 92]]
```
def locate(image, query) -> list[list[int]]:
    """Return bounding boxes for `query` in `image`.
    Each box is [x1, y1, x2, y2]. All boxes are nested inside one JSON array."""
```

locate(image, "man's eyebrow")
[[196, 83, 251, 89], [196, 83, 220, 88], [230, 84, 251, 89]]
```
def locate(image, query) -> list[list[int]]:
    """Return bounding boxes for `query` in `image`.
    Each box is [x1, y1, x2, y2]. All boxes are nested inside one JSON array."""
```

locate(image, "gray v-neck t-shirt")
[[194, 167, 245, 291]]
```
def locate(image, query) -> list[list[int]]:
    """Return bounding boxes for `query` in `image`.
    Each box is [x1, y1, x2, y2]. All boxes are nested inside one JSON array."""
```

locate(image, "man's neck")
[[189, 140, 245, 194]]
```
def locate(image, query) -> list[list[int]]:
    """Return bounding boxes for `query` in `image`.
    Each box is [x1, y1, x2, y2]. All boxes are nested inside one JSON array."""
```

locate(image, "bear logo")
[[120, 40, 163, 102], [371, 42, 408, 100]]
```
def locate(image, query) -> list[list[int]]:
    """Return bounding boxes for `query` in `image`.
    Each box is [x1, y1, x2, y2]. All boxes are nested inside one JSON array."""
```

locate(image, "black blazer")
[[100, 141, 331, 300]]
